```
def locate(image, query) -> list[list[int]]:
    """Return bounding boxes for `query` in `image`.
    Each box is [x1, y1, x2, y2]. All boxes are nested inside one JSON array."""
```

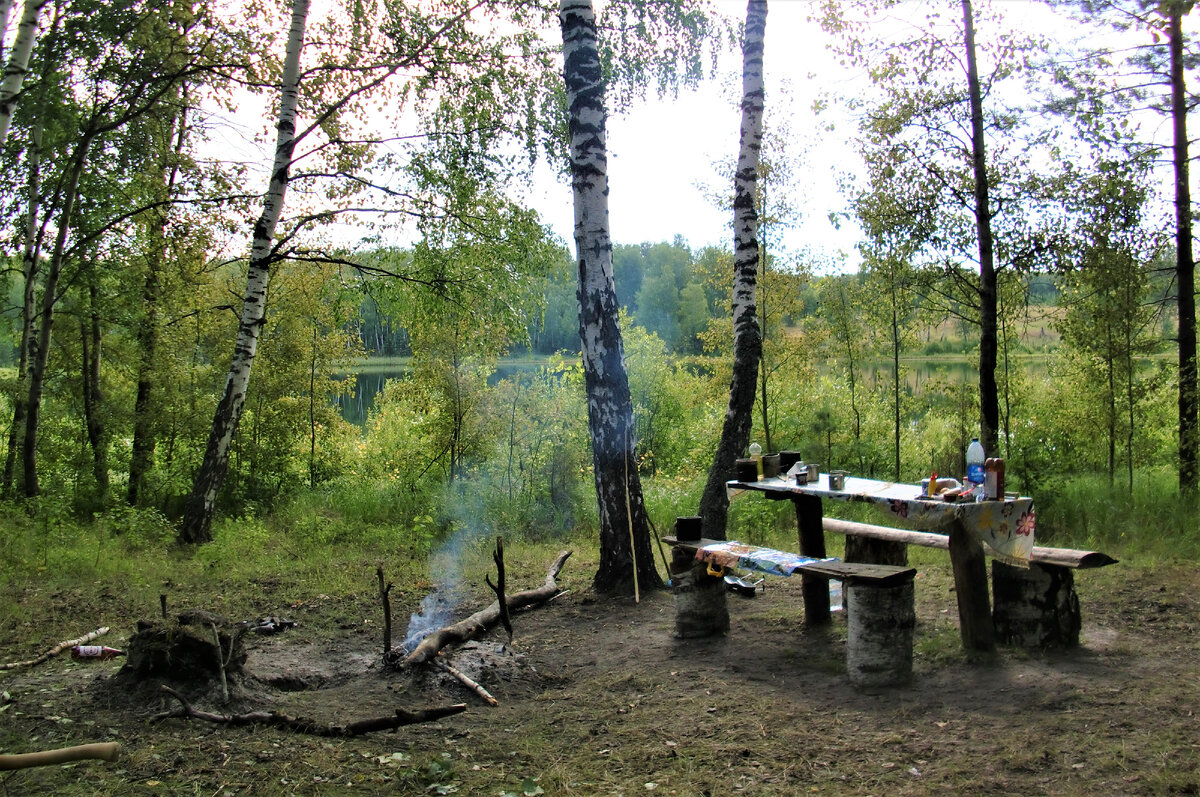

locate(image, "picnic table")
[[727, 473, 1038, 653]]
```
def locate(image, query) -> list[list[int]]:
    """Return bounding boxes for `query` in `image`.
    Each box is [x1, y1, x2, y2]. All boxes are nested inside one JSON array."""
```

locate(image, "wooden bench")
[[664, 536, 918, 687], [820, 517, 1118, 649]]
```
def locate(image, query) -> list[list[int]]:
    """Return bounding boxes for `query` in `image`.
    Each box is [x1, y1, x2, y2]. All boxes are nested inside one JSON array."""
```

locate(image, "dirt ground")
[[2, 551, 1199, 796]]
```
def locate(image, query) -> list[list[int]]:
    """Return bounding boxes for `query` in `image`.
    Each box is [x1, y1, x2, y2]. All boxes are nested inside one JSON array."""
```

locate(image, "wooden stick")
[[484, 537, 513, 643], [153, 686, 466, 736], [0, 627, 110, 670], [0, 742, 120, 771], [625, 433, 639, 603], [403, 550, 571, 666], [377, 565, 393, 654], [438, 660, 498, 706], [210, 624, 229, 704]]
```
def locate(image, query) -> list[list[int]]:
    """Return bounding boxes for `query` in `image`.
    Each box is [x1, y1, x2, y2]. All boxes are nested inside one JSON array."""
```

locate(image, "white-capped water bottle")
[[966, 437, 985, 486]]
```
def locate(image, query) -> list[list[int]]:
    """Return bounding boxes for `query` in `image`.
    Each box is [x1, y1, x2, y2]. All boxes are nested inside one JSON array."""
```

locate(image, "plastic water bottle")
[[829, 580, 843, 612], [966, 438, 985, 486]]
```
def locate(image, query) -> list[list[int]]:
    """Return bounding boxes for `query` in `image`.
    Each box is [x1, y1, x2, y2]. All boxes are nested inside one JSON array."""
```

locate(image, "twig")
[[625, 429, 639, 603], [210, 624, 229, 704], [484, 537, 512, 644], [152, 685, 466, 736], [438, 660, 498, 706], [0, 627, 110, 670], [377, 565, 393, 655]]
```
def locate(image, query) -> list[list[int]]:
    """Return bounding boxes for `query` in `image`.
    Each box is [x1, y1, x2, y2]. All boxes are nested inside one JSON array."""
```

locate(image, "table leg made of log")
[[946, 519, 996, 654], [793, 494, 832, 626]]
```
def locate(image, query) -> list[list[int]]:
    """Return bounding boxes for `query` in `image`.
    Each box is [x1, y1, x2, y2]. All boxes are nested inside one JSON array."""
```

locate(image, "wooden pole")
[[0, 743, 120, 770], [948, 519, 995, 655], [793, 494, 830, 626], [376, 565, 393, 655]]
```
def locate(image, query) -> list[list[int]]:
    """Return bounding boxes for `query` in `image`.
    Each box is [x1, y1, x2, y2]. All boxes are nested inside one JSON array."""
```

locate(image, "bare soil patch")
[[2, 555, 1198, 795]]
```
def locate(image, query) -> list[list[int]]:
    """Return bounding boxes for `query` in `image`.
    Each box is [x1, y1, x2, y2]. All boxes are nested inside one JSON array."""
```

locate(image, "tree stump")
[[671, 547, 728, 638], [123, 610, 247, 682], [844, 535, 908, 567], [992, 562, 1080, 649], [845, 576, 915, 688]]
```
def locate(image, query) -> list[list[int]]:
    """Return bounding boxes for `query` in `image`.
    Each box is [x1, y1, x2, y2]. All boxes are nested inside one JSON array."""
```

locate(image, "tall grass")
[[1033, 469, 1200, 559]]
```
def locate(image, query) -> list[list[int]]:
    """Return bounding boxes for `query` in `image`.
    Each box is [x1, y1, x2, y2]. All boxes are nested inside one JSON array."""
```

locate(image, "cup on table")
[[829, 470, 847, 490]]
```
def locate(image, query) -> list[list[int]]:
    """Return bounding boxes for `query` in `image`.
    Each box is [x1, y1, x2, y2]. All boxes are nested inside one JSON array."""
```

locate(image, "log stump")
[[845, 577, 915, 688], [845, 535, 908, 567], [123, 610, 247, 682], [671, 547, 728, 638], [992, 562, 1080, 649]]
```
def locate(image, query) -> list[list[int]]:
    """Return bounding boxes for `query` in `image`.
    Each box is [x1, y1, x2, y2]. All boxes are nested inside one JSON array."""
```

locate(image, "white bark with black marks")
[[698, 0, 767, 540], [180, 0, 309, 543], [560, 0, 659, 594], [0, 0, 49, 147]]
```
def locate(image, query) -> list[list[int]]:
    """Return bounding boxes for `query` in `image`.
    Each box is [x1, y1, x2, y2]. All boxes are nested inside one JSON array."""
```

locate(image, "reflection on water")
[[331, 362, 542, 426]]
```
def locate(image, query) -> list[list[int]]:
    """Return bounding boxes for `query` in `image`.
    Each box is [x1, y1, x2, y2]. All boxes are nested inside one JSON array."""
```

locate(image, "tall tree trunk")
[[3, 116, 42, 495], [698, 0, 767, 541], [23, 134, 91, 497], [1169, 5, 1197, 492], [80, 271, 108, 495], [129, 104, 188, 506], [962, 0, 999, 456], [0, 0, 49, 147], [560, 0, 660, 595], [179, 0, 308, 543]]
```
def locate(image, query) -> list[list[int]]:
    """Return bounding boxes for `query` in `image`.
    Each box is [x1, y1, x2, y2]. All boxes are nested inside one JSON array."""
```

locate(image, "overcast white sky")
[[527, 0, 866, 269]]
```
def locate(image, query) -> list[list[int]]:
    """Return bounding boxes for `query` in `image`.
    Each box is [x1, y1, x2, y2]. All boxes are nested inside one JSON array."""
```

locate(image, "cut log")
[[0, 742, 120, 771], [402, 550, 571, 666], [992, 561, 1081, 649], [153, 686, 465, 736], [670, 545, 729, 639], [845, 576, 915, 688]]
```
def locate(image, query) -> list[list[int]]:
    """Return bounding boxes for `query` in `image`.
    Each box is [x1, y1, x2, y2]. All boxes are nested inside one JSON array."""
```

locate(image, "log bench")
[[820, 517, 1117, 649], [664, 536, 918, 687]]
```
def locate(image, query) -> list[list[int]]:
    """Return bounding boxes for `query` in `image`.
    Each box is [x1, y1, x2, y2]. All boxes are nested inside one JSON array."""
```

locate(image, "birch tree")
[[0, 0, 49, 147], [698, 0, 767, 541], [179, 0, 309, 543], [559, 0, 660, 593]]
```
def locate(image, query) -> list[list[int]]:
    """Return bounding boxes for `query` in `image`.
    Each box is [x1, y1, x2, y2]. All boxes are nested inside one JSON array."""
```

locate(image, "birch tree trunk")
[[698, 0, 767, 541], [2, 117, 41, 495], [962, 0, 1000, 456], [0, 0, 49, 147], [179, 0, 309, 544], [559, 0, 660, 594], [1169, 4, 1198, 492]]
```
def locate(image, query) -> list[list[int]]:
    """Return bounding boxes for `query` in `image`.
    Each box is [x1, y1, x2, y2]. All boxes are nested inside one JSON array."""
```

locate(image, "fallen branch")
[[152, 686, 466, 736], [0, 627, 110, 670], [0, 742, 120, 771], [439, 660, 498, 706], [403, 550, 572, 667]]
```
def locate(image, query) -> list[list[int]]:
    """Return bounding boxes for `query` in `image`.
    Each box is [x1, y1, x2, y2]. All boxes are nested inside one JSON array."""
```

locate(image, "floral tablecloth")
[[727, 474, 1035, 567], [692, 540, 837, 577]]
